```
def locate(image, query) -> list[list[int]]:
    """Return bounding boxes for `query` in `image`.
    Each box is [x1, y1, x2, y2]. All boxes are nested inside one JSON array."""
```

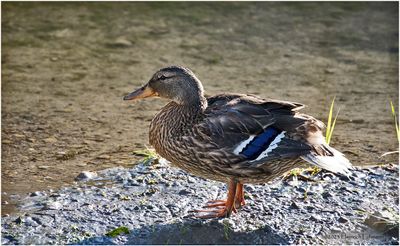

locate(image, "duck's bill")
[[123, 85, 158, 100]]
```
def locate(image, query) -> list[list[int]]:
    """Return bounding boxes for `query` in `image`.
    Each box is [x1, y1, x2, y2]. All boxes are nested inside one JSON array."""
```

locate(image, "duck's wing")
[[193, 93, 316, 164]]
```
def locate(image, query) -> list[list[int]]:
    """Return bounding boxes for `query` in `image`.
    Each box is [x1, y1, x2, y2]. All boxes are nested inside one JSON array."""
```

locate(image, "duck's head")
[[123, 66, 205, 106]]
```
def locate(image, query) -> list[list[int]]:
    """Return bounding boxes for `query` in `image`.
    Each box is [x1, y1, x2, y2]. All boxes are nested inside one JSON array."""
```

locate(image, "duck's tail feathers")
[[301, 144, 353, 176]]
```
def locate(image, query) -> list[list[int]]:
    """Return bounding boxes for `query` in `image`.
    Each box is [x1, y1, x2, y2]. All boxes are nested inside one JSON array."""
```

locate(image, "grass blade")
[[325, 97, 335, 143], [390, 101, 400, 143], [327, 107, 340, 145], [326, 97, 339, 145]]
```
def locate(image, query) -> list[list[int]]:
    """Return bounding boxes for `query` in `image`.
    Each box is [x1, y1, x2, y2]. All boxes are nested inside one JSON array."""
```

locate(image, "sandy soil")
[[1, 2, 398, 215]]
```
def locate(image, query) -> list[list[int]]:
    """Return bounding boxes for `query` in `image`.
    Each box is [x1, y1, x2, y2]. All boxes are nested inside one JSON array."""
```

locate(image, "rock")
[[24, 217, 39, 227], [52, 28, 73, 38], [178, 189, 191, 195], [75, 171, 98, 181], [310, 214, 323, 222], [108, 37, 133, 48], [28, 148, 36, 153], [324, 68, 335, 74], [290, 202, 301, 209], [14, 217, 23, 224], [96, 154, 111, 160], [322, 191, 333, 199], [56, 151, 76, 160], [30, 191, 46, 197], [43, 137, 58, 143], [338, 175, 351, 181], [338, 216, 349, 223], [364, 211, 399, 237], [38, 166, 50, 170], [44, 201, 63, 210]]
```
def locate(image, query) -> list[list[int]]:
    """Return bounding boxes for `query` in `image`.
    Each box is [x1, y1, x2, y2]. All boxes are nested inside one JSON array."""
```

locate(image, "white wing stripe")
[[233, 135, 255, 155], [251, 132, 286, 161]]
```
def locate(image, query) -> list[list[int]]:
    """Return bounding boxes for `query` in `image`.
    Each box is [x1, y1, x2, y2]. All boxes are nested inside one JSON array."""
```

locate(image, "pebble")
[[322, 191, 333, 199], [75, 171, 98, 181], [44, 201, 63, 210], [178, 189, 191, 195], [38, 166, 51, 170], [96, 155, 111, 160], [24, 217, 39, 227], [30, 191, 46, 197], [338, 216, 349, 223], [289, 202, 301, 209], [43, 137, 58, 143]]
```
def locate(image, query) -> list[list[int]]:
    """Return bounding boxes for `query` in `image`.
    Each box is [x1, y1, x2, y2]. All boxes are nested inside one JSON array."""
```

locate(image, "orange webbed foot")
[[191, 180, 246, 219]]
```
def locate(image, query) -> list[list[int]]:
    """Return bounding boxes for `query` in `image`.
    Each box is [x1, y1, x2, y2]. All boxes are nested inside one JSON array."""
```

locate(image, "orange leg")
[[235, 183, 246, 209], [192, 179, 238, 218]]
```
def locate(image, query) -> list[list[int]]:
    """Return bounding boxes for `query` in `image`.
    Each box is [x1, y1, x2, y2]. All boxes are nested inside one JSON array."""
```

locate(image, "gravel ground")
[[1, 159, 399, 245]]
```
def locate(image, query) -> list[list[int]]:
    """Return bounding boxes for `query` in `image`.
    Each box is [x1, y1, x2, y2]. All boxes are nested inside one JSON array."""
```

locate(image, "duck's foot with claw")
[[190, 179, 245, 219], [191, 206, 235, 219]]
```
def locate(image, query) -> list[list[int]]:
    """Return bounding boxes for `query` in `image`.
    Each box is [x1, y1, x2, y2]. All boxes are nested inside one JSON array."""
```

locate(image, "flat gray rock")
[[1, 160, 399, 245]]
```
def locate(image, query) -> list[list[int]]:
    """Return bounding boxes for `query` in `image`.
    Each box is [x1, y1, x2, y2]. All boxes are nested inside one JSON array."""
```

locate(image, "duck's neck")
[[149, 99, 207, 156]]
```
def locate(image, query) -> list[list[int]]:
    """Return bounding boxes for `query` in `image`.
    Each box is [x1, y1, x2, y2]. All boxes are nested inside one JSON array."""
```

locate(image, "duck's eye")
[[159, 75, 167, 81]]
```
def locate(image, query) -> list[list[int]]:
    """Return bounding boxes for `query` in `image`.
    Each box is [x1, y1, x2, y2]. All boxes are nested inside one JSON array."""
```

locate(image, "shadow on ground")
[[78, 218, 288, 245]]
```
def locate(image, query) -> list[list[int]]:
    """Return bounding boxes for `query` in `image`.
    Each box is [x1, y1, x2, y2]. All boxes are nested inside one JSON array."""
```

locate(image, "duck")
[[123, 65, 352, 218]]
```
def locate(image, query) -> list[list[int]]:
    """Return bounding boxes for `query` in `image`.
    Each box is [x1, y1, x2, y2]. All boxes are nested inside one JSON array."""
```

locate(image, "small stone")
[[109, 37, 133, 47], [75, 171, 98, 181], [310, 214, 323, 222], [322, 173, 335, 180], [56, 150, 76, 160], [25, 217, 39, 227], [44, 137, 58, 143], [322, 191, 333, 199], [288, 179, 299, 187], [30, 191, 46, 197], [324, 68, 335, 74], [178, 189, 191, 195], [364, 211, 399, 237], [290, 201, 301, 209], [14, 217, 23, 224], [97, 154, 111, 160], [296, 187, 307, 193], [38, 165, 51, 170], [27, 138, 36, 143], [339, 175, 351, 181], [338, 216, 349, 223], [45, 201, 63, 210]]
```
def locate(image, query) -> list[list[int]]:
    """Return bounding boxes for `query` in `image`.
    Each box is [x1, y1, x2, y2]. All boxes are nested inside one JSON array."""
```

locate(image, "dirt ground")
[[1, 2, 398, 215]]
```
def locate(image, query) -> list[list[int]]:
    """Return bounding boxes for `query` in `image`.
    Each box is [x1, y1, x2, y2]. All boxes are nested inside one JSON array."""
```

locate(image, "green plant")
[[132, 147, 159, 165], [105, 226, 130, 238], [310, 97, 340, 175], [325, 97, 340, 145], [222, 219, 231, 240], [381, 101, 399, 157], [390, 101, 400, 143]]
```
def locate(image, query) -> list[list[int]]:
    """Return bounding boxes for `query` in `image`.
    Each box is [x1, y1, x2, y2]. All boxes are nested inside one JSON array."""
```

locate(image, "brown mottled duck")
[[123, 66, 352, 218]]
